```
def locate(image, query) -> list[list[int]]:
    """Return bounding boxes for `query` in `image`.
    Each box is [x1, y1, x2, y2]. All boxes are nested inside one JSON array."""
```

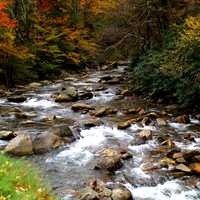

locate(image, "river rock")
[[111, 187, 132, 200], [175, 114, 190, 124], [29, 82, 42, 88], [176, 164, 191, 172], [141, 117, 151, 126], [80, 118, 103, 128], [94, 107, 107, 117], [7, 95, 27, 103], [55, 86, 78, 102], [72, 103, 94, 112], [156, 118, 167, 126], [189, 163, 200, 173], [5, 134, 33, 156], [79, 92, 93, 100], [117, 120, 132, 129], [95, 149, 122, 171], [78, 187, 99, 200], [0, 131, 16, 140], [32, 132, 61, 154], [51, 125, 74, 138], [138, 130, 152, 140]]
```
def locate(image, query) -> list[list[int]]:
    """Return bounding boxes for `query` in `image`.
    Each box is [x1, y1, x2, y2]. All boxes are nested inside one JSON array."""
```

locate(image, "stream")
[[0, 65, 200, 200]]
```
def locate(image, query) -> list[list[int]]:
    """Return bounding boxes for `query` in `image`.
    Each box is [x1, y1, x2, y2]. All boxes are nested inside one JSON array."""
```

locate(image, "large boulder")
[[5, 134, 33, 156], [32, 132, 61, 154]]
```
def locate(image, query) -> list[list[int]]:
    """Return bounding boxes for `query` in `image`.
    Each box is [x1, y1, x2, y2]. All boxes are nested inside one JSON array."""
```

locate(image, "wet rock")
[[145, 112, 159, 119], [78, 187, 99, 200], [81, 118, 103, 128], [175, 114, 190, 124], [79, 92, 93, 100], [94, 108, 107, 117], [0, 131, 16, 140], [117, 120, 132, 129], [5, 134, 33, 156], [32, 132, 61, 154], [51, 125, 74, 138], [138, 109, 145, 115], [176, 164, 191, 172], [55, 86, 78, 102], [120, 89, 130, 96], [176, 157, 187, 163], [29, 82, 42, 88], [138, 130, 152, 140], [7, 95, 27, 103], [15, 112, 28, 119], [111, 187, 132, 200], [72, 103, 94, 112], [165, 104, 178, 112], [189, 163, 200, 173], [172, 152, 185, 159], [95, 149, 123, 172], [141, 117, 151, 126], [156, 118, 167, 126]]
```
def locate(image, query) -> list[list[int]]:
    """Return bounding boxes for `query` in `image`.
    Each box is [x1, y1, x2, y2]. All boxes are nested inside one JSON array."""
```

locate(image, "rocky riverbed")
[[0, 64, 200, 200]]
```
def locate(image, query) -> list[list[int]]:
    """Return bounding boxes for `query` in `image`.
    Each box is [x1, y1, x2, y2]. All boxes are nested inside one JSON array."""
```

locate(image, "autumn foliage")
[[0, 1, 16, 28]]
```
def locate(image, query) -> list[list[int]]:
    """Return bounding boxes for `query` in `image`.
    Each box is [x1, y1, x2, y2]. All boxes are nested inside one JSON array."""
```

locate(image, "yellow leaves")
[[180, 16, 200, 44], [15, 183, 31, 193], [67, 52, 81, 64], [0, 196, 7, 200]]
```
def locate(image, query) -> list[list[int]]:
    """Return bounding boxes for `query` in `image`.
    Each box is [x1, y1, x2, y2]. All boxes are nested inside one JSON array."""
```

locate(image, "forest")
[[0, 0, 200, 200]]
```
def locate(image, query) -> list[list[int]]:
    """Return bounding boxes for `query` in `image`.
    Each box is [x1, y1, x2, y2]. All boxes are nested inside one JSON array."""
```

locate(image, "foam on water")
[[92, 89, 115, 102], [128, 140, 156, 153], [56, 126, 133, 165], [21, 98, 59, 108], [175, 141, 200, 151], [130, 167, 151, 179], [168, 122, 190, 131], [0, 99, 6, 104], [126, 180, 200, 200], [130, 124, 157, 132]]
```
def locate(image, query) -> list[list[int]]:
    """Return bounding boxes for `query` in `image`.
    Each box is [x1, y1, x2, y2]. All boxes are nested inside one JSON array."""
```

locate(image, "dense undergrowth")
[[129, 4, 200, 110], [0, 154, 56, 200]]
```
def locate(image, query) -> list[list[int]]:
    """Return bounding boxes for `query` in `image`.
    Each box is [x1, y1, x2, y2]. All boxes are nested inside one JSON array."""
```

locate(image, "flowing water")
[[0, 66, 200, 200]]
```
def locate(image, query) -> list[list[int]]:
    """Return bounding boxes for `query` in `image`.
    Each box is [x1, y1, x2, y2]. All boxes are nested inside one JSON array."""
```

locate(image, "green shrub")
[[130, 15, 200, 109]]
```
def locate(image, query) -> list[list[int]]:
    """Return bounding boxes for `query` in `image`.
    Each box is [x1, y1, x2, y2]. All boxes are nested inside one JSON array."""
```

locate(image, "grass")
[[0, 153, 56, 200]]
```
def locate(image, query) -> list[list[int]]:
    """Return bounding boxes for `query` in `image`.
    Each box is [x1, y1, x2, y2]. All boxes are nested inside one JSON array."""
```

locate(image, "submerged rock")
[[7, 95, 27, 103], [72, 103, 94, 112], [80, 118, 103, 128], [175, 114, 190, 124]]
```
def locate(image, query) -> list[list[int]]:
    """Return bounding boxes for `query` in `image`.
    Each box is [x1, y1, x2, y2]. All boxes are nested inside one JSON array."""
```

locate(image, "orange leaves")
[[0, 1, 17, 29]]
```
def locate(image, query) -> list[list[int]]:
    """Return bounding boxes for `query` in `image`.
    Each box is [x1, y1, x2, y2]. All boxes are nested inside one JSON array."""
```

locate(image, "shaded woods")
[[0, 0, 200, 107]]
